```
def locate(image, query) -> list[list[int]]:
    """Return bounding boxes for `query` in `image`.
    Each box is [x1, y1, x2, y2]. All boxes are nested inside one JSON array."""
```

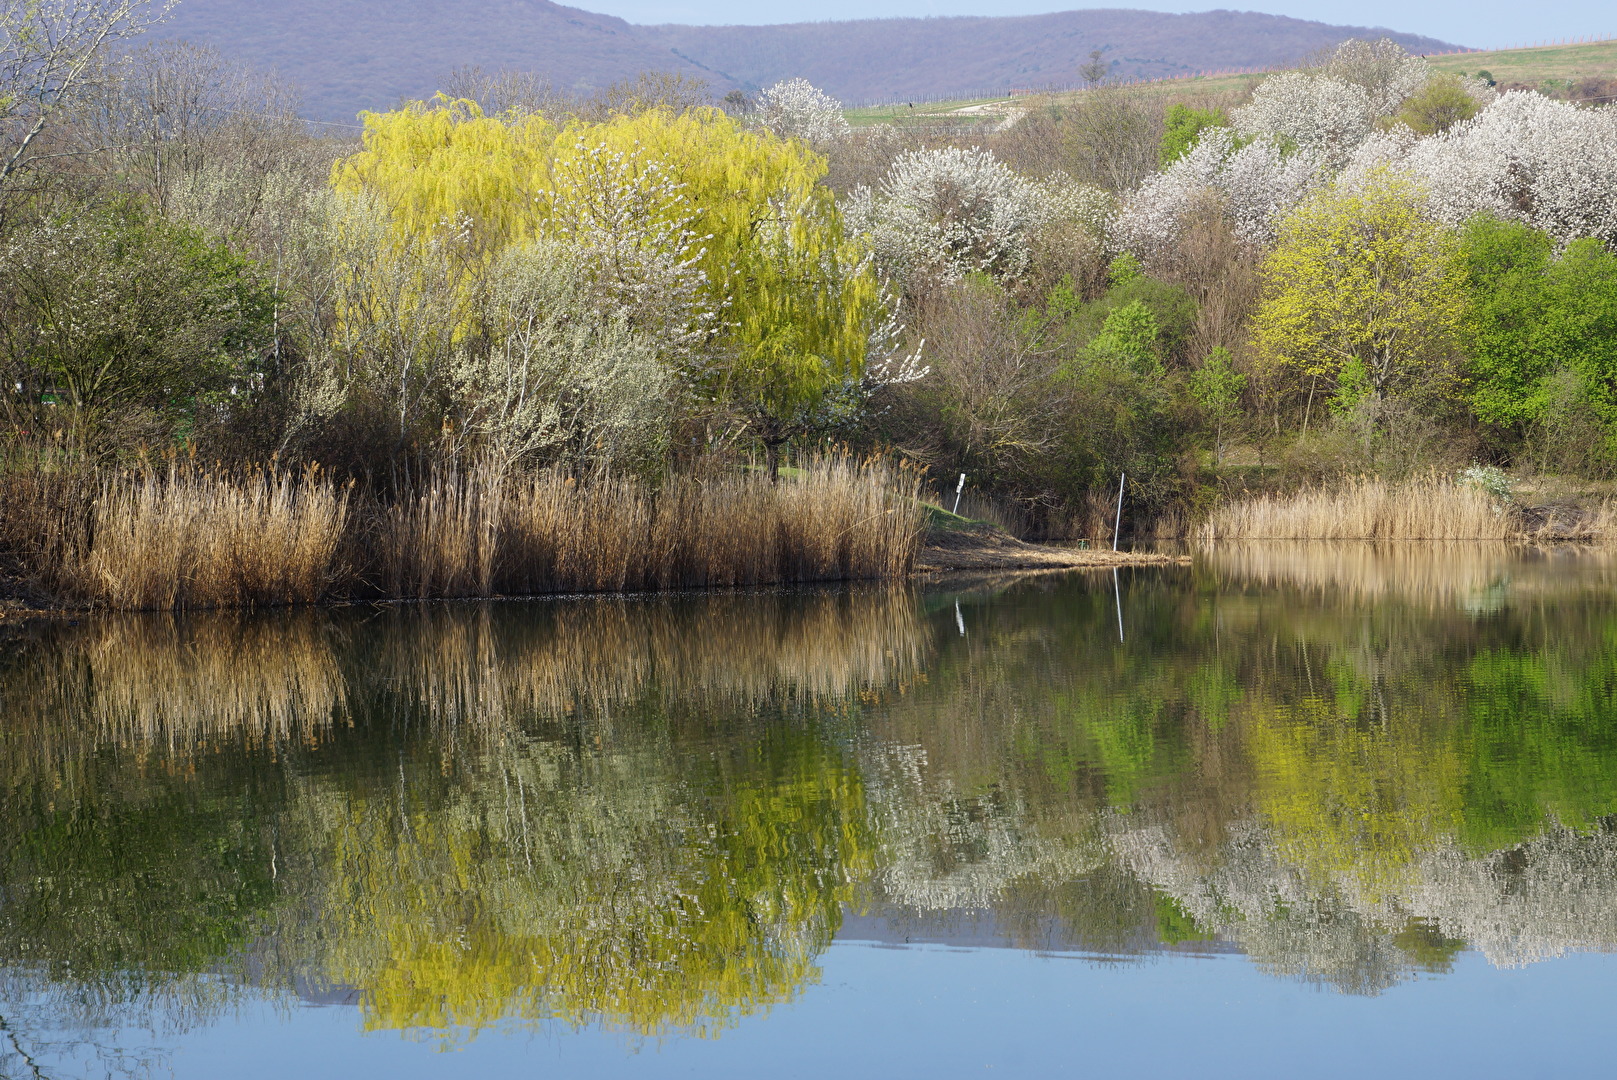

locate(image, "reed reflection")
[[3, 552, 1617, 1068]]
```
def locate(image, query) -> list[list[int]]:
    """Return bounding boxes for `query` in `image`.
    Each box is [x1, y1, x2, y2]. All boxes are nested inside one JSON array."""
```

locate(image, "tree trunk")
[[765, 438, 784, 484]]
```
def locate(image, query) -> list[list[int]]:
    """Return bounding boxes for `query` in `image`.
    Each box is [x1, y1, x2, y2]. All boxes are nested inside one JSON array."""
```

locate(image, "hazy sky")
[[581, 0, 1615, 50]]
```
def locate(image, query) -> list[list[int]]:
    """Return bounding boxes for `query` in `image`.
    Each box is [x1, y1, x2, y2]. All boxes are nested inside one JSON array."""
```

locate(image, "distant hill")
[[647, 10, 1455, 105], [155, 1, 1459, 121]]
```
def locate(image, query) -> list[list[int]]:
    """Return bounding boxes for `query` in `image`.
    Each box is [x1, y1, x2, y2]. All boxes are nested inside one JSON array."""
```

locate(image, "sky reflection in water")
[[3, 544, 1617, 1077]]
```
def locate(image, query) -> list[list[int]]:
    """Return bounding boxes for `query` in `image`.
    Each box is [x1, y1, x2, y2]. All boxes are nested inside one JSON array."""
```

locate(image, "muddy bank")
[[917, 522, 1188, 573]]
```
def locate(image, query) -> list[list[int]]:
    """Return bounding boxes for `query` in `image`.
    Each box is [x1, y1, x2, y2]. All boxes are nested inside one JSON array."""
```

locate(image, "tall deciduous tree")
[[1251, 168, 1465, 410], [0, 0, 174, 218], [331, 99, 893, 477]]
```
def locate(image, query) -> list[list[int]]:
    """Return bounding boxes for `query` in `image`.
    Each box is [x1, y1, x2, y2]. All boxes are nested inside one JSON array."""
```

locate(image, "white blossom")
[[1318, 37, 1431, 119], [1343, 91, 1617, 246], [1232, 72, 1378, 169], [1035, 170, 1117, 249], [846, 145, 1047, 286], [756, 78, 850, 144], [542, 141, 718, 366], [1231, 41, 1432, 172], [1118, 128, 1323, 261]]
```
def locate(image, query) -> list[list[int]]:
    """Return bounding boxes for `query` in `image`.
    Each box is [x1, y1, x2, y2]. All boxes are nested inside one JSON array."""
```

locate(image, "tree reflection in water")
[[3, 548, 1617, 1067]]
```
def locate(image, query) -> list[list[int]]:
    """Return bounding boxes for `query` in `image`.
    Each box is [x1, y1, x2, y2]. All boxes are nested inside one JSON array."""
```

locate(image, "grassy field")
[[1426, 38, 1617, 85], [844, 37, 1617, 123], [845, 96, 1013, 128]]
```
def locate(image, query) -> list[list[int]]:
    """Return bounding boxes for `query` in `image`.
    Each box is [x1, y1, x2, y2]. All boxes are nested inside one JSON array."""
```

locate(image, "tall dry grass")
[[0, 454, 922, 610], [81, 466, 351, 609], [376, 453, 923, 599], [1197, 475, 1515, 541], [0, 464, 348, 609]]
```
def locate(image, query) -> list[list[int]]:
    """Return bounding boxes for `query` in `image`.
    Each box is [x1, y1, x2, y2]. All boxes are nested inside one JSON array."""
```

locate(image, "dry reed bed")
[[0, 456, 922, 610], [382, 456, 921, 599], [1197, 476, 1516, 541]]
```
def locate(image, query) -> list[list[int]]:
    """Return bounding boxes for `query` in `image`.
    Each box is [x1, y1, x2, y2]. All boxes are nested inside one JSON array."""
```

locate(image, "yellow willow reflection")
[[284, 730, 873, 1038]]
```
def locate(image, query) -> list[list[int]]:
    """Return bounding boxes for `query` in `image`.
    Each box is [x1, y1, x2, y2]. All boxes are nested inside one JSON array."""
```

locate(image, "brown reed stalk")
[[375, 452, 924, 599], [16, 465, 351, 610], [1196, 474, 1516, 541], [2, 453, 921, 610]]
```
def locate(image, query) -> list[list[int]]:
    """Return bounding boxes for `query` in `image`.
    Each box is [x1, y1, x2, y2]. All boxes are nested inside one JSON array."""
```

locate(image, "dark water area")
[[4, 545, 1617, 1078]]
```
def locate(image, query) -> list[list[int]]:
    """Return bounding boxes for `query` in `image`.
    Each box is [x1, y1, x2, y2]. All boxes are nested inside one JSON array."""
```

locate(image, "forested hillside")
[[645, 9, 1451, 104], [154, 0, 1454, 120]]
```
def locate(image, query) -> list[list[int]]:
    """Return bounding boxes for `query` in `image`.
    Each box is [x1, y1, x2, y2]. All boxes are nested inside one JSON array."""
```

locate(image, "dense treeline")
[[821, 40, 1617, 531], [3, 5, 1617, 567]]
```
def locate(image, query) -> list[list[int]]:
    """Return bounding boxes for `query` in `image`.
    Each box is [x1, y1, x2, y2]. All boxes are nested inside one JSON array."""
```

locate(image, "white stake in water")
[[955, 599, 966, 637], [1113, 568, 1124, 643], [1112, 473, 1126, 552], [952, 473, 966, 516]]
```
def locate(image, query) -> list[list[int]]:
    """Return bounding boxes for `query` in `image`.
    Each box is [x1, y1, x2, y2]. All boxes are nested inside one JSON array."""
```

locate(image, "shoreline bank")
[[0, 521, 1188, 617]]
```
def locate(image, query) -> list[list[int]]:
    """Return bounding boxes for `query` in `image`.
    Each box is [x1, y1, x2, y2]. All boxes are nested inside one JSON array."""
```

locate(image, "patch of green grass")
[[919, 501, 988, 532], [845, 96, 1019, 126]]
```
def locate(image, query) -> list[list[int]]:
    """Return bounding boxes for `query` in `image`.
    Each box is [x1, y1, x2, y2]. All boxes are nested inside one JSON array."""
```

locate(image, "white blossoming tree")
[[1317, 37, 1431, 119], [1232, 73, 1377, 169], [1118, 128, 1321, 263], [1342, 91, 1617, 246], [755, 78, 850, 144], [1037, 171, 1117, 249], [1232, 39, 1432, 170], [845, 145, 1047, 288], [542, 140, 718, 368]]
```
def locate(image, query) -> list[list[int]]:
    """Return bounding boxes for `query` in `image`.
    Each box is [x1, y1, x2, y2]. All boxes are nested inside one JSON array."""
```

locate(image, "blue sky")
[[582, 0, 1615, 50]]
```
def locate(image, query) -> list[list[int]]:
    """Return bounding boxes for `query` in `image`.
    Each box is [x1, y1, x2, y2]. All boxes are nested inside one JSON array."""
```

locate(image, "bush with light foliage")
[[756, 78, 850, 144], [846, 146, 1048, 289]]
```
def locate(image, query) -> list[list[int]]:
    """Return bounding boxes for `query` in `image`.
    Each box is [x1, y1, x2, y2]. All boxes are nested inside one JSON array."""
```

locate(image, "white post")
[[952, 473, 966, 516], [1112, 473, 1126, 552]]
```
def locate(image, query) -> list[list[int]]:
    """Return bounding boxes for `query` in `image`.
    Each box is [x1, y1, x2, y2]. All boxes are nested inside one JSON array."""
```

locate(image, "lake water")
[[4, 545, 1617, 1078]]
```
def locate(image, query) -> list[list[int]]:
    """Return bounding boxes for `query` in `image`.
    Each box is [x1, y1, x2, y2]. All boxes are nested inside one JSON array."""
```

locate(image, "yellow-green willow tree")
[[332, 98, 890, 474]]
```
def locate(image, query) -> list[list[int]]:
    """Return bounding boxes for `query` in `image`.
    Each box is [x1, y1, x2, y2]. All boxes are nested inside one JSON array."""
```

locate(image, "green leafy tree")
[[1459, 214, 1617, 463], [1083, 301, 1162, 375], [1189, 346, 1246, 464], [1159, 103, 1227, 165], [0, 200, 274, 449]]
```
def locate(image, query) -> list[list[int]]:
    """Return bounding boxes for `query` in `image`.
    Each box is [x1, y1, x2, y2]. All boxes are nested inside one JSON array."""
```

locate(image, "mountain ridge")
[[153, 1, 1460, 120]]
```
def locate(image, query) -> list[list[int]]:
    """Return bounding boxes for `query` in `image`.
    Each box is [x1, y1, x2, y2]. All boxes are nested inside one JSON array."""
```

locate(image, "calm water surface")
[[4, 545, 1617, 1078]]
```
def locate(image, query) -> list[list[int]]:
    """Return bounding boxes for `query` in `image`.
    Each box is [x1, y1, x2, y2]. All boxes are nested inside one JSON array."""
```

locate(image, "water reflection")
[[4, 551, 1617, 1070]]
